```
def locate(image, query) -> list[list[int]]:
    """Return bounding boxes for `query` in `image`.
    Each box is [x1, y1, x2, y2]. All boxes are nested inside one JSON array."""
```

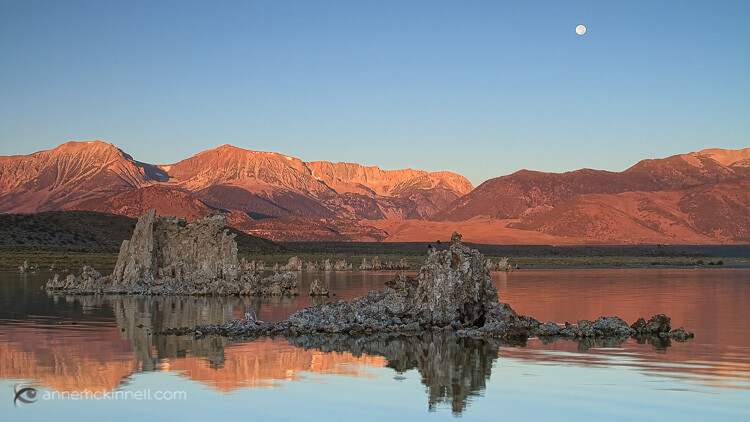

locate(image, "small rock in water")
[[631, 314, 671, 334], [309, 278, 330, 296], [661, 327, 695, 341], [536, 322, 562, 336]]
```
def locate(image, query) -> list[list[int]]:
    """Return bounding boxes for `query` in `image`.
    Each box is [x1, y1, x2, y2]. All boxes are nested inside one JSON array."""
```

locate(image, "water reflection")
[[165, 339, 386, 391], [0, 318, 135, 392], [1, 269, 749, 415], [109, 295, 237, 371], [4, 291, 723, 414], [287, 332, 503, 413]]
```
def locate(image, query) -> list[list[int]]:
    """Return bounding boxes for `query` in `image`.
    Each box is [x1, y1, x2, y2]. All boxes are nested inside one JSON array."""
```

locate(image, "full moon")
[[576, 24, 586, 35]]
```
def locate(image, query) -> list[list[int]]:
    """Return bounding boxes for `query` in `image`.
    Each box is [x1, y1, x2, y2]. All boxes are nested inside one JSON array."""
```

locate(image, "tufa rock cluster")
[[309, 278, 330, 296], [47, 209, 298, 295], [280, 232, 498, 331], [165, 232, 694, 345]]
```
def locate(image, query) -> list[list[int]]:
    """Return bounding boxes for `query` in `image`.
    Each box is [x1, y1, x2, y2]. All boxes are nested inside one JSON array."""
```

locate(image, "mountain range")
[[0, 141, 471, 219], [1, 141, 748, 244]]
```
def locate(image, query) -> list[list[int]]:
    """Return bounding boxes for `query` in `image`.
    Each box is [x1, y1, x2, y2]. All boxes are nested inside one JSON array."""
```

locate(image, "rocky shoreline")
[[162, 233, 694, 344], [163, 306, 694, 344]]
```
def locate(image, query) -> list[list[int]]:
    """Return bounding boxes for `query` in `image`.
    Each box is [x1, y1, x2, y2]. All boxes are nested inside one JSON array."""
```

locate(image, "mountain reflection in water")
[[1, 269, 749, 415]]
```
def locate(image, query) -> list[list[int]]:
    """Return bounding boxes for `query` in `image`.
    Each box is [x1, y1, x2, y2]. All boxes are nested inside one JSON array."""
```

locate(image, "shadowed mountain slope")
[[435, 148, 750, 223]]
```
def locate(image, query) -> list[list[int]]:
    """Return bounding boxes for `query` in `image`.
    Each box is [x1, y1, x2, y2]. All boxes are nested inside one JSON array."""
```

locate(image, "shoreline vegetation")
[[3, 243, 748, 272], [2, 210, 748, 272]]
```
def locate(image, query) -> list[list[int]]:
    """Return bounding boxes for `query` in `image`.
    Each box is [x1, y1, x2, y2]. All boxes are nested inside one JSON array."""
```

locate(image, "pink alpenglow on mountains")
[[157, 144, 473, 219], [0, 141, 472, 220], [0, 141, 164, 213], [0, 141, 748, 244]]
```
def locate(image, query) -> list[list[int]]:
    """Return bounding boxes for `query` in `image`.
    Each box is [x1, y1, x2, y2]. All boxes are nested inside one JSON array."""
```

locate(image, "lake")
[[1, 268, 749, 420]]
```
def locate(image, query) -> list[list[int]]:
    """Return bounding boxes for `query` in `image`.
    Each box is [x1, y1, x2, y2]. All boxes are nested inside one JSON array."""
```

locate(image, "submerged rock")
[[46, 209, 298, 296]]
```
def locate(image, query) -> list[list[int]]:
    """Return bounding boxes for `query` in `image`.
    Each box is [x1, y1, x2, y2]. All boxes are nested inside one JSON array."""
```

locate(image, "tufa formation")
[[47, 209, 298, 295], [165, 232, 694, 344]]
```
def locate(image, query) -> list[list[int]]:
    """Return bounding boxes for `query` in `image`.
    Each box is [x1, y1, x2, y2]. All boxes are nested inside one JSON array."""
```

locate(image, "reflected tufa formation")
[[287, 332, 500, 414], [46, 209, 298, 295], [42, 292, 693, 415]]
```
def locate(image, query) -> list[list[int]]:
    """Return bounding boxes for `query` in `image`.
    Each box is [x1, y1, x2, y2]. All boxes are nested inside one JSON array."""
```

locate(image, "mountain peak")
[[694, 148, 750, 166], [45, 140, 134, 162], [212, 144, 242, 152], [189, 144, 299, 162], [0, 140, 155, 213], [54, 140, 117, 153]]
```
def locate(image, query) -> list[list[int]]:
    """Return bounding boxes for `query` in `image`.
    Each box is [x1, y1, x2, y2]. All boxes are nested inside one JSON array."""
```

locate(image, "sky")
[[1, 0, 748, 186]]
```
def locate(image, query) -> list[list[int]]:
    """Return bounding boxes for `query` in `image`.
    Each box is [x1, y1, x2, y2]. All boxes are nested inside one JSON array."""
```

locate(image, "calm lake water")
[[1, 269, 749, 420]]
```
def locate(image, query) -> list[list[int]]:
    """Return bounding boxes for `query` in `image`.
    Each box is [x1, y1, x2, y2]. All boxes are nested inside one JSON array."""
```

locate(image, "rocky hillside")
[[0, 141, 167, 213], [434, 148, 750, 241], [231, 217, 391, 242], [72, 185, 216, 221], [160, 144, 472, 219], [511, 180, 750, 243], [435, 148, 750, 221], [0, 142, 472, 219], [0, 211, 138, 250]]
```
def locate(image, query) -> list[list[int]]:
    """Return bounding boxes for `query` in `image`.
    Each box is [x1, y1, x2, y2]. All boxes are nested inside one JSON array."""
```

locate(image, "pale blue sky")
[[1, 0, 748, 185]]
